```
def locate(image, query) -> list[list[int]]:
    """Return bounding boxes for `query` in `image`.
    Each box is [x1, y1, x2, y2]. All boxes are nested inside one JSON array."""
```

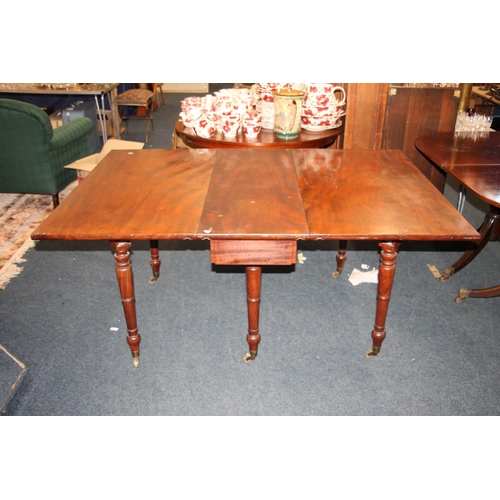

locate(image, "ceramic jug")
[[273, 89, 306, 140]]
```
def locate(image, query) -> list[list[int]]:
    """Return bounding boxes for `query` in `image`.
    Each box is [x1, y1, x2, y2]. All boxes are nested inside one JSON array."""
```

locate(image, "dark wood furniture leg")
[[454, 207, 500, 302], [111, 241, 141, 367], [332, 240, 347, 277], [210, 240, 296, 361], [440, 206, 500, 281], [149, 239, 161, 283], [367, 241, 400, 357], [244, 266, 262, 362], [456, 283, 500, 302]]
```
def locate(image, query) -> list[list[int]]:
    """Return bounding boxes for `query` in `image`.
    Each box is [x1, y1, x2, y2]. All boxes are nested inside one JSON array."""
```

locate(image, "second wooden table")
[[173, 120, 341, 149]]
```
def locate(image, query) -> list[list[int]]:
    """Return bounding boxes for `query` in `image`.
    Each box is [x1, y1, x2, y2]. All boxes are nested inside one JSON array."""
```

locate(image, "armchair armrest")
[[50, 117, 94, 151], [48, 117, 94, 169]]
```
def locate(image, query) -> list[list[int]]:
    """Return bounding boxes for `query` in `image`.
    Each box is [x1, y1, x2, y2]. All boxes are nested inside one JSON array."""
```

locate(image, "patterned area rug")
[[0, 181, 78, 288]]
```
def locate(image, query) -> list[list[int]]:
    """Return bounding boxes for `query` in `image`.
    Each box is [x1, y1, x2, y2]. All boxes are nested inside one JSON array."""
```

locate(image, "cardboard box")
[[49, 110, 63, 129], [65, 138, 144, 182], [97, 109, 122, 137]]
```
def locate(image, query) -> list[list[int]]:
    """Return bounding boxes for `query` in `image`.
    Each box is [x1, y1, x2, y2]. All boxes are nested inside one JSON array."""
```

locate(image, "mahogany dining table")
[[415, 131, 500, 302], [31, 148, 478, 367]]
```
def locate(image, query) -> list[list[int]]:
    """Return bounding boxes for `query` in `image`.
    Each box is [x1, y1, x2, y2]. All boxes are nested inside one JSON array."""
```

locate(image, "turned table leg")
[[244, 266, 262, 362], [149, 239, 161, 283], [331, 240, 347, 278], [111, 241, 141, 367], [367, 241, 400, 357], [209, 240, 296, 361]]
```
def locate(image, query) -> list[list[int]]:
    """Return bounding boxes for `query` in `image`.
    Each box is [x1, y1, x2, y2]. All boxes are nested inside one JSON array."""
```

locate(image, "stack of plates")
[[300, 107, 346, 132], [256, 100, 275, 129], [254, 84, 278, 129]]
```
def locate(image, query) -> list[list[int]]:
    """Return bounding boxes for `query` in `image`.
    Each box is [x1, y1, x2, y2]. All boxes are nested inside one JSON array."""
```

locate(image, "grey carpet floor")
[[1, 85, 499, 415]]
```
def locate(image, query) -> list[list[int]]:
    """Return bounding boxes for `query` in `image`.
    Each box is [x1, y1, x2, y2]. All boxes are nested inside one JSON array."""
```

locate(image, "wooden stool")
[[115, 88, 155, 142]]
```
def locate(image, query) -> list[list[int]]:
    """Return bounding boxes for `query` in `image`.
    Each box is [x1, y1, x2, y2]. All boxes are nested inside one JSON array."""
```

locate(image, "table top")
[[415, 131, 500, 208], [174, 120, 341, 149], [32, 149, 479, 243], [0, 83, 119, 96]]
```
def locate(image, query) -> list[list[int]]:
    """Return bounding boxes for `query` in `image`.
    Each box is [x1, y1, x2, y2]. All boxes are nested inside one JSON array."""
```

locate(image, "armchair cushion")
[[0, 98, 94, 197]]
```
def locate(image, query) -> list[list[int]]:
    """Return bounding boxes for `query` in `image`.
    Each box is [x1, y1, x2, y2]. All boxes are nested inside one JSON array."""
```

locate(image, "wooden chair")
[[154, 84, 166, 109], [115, 88, 155, 142]]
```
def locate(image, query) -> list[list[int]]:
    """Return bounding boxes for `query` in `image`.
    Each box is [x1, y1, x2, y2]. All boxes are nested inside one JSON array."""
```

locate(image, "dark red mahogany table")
[[32, 148, 478, 366], [415, 131, 500, 302]]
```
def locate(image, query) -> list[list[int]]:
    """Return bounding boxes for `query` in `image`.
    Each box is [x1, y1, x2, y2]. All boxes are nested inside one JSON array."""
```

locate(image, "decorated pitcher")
[[272, 89, 306, 140]]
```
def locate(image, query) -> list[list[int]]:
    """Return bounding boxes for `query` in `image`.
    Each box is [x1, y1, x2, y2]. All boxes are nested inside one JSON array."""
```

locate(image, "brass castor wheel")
[[439, 267, 454, 282], [244, 350, 257, 362], [132, 352, 140, 368], [455, 288, 470, 303], [366, 346, 381, 358]]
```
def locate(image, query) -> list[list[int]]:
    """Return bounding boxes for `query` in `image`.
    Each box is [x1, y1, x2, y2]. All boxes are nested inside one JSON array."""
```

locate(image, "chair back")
[[0, 98, 56, 193]]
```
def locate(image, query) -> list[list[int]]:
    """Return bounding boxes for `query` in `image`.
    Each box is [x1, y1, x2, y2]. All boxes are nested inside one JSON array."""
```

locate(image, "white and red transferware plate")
[[301, 121, 343, 132]]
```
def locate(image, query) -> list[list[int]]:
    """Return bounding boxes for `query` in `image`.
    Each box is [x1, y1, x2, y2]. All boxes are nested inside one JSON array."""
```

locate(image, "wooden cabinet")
[[342, 84, 461, 192], [383, 85, 461, 192], [342, 83, 388, 150]]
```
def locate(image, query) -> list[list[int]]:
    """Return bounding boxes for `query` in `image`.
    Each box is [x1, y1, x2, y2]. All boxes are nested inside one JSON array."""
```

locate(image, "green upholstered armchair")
[[0, 98, 94, 208]]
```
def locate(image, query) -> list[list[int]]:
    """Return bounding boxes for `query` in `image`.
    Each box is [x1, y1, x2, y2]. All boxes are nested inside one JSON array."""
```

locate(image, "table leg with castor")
[[244, 266, 262, 362], [367, 241, 400, 357], [112, 241, 141, 367]]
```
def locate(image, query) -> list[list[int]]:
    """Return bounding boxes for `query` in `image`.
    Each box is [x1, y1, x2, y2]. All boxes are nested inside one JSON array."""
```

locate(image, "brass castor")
[[244, 350, 258, 362], [149, 272, 159, 284], [331, 269, 342, 278], [439, 267, 454, 282], [132, 352, 140, 368], [455, 288, 471, 303], [366, 346, 381, 358]]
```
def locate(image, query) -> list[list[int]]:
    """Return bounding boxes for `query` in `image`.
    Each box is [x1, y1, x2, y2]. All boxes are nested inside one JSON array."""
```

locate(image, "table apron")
[[210, 240, 297, 265]]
